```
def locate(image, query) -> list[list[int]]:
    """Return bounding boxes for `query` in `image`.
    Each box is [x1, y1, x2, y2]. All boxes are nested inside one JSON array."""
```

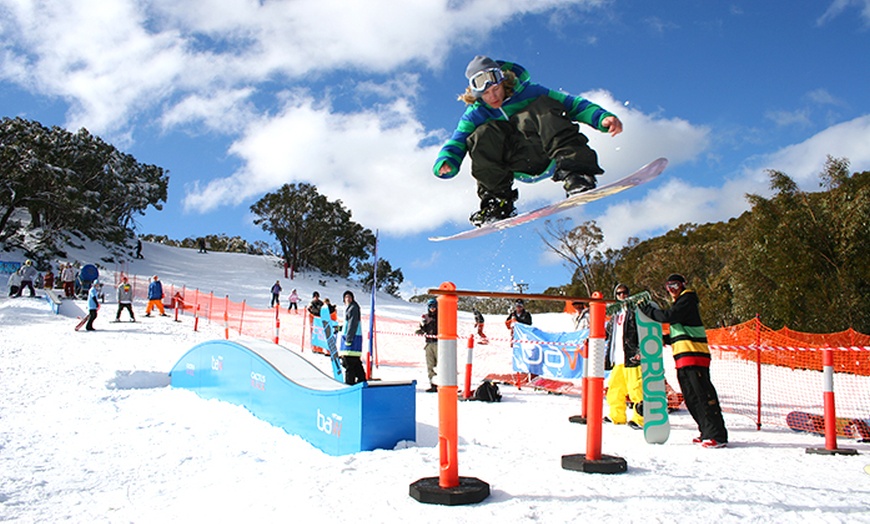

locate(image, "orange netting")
[[116, 270, 870, 432], [706, 317, 870, 429], [707, 318, 870, 375]]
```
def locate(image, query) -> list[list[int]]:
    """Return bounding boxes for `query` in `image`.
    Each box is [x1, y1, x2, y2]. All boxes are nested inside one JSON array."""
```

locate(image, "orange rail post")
[[409, 282, 490, 506], [562, 291, 627, 474], [436, 283, 459, 489]]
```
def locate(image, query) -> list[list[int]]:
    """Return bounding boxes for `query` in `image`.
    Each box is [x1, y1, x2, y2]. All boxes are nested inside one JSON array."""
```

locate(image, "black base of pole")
[[561, 453, 627, 474], [568, 415, 587, 424], [409, 476, 490, 506], [806, 447, 858, 456]]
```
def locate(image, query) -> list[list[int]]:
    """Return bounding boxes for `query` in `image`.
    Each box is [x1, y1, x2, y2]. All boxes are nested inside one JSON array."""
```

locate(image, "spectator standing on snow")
[[7, 270, 21, 297], [341, 290, 366, 385], [572, 301, 590, 331], [43, 269, 55, 290], [116, 276, 136, 322], [419, 299, 439, 392], [308, 291, 325, 354], [85, 281, 102, 331], [145, 275, 168, 317], [15, 259, 38, 297], [639, 273, 728, 448], [505, 299, 532, 334], [61, 264, 76, 299], [604, 284, 643, 429], [270, 280, 282, 308]]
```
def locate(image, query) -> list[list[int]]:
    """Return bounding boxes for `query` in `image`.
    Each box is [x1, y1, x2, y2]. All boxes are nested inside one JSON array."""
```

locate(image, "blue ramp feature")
[[170, 338, 416, 456]]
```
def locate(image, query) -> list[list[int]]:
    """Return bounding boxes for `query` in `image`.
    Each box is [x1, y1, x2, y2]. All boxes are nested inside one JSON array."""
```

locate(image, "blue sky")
[[2, 1, 869, 297]]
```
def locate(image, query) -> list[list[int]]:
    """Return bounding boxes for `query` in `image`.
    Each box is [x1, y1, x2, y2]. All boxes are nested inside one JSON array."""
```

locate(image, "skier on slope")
[[433, 55, 623, 226]]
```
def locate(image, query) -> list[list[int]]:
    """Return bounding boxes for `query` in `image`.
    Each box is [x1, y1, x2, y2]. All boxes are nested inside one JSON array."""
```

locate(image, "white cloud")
[[182, 92, 475, 234], [0, 0, 600, 138], [817, 0, 870, 25]]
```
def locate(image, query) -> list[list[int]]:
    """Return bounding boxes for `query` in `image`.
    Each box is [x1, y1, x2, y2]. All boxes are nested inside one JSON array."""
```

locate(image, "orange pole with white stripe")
[[822, 347, 837, 450], [463, 334, 474, 400], [585, 291, 606, 461], [274, 305, 280, 344], [437, 282, 459, 489]]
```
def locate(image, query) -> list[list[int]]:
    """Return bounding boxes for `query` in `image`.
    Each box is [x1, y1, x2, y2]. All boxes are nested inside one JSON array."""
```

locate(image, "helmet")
[[427, 298, 437, 308]]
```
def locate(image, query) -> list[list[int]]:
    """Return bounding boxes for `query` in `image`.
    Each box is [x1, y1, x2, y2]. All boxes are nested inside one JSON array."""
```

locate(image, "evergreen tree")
[[251, 183, 386, 280], [0, 116, 168, 258]]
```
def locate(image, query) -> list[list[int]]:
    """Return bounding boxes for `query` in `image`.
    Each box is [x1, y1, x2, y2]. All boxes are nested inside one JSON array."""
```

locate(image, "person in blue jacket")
[[85, 281, 102, 331], [434, 56, 623, 225], [341, 291, 366, 385], [145, 275, 168, 317]]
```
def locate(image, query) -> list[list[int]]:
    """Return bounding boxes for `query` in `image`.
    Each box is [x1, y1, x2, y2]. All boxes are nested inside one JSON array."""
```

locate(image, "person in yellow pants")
[[605, 284, 644, 429]]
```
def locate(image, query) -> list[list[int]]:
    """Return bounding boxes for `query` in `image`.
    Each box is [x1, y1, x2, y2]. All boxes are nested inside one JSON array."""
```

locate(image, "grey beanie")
[[465, 55, 499, 79]]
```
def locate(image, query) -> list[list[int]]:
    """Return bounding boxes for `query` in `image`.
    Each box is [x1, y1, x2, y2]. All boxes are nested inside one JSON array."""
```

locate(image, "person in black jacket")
[[605, 284, 644, 428], [419, 299, 439, 392], [639, 273, 727, 448], [505, 299, 532, 334]]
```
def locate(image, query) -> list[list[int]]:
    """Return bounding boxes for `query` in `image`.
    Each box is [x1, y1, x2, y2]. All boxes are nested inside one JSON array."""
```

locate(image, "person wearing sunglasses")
[[432, 55, 623, 226], [604, 284, 644, 429], [639, 274, 729, 448]]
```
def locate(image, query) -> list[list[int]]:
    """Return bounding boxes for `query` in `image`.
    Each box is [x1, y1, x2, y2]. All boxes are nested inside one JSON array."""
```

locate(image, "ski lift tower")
[[514, 282, 528, 294]]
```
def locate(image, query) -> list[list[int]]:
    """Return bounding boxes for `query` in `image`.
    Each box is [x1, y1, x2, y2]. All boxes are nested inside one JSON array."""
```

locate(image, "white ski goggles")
[[469, 67, 504, 93]]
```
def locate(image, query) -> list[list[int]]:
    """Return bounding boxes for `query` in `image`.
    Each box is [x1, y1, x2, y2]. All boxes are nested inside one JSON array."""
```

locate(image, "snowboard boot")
[[562, 173, 597, 196], [469, 190, 518, 227], [553, 154, 601, 196]]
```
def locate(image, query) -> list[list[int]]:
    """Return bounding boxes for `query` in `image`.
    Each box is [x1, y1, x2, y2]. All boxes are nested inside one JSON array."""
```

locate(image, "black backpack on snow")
[[473, 380, 501, 402]]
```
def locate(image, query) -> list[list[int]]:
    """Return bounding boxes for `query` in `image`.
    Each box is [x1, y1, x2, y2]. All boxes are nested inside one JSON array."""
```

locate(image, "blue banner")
[[512, 324, 588, 379]]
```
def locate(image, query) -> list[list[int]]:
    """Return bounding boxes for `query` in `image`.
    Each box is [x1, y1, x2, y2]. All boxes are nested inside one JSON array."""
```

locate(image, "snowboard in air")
[[429, 157, 668, 242]]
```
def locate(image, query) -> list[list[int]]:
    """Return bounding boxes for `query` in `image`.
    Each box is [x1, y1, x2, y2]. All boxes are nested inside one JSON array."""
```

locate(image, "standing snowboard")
[[429, 157, 667, 242], [322, 321, 344, 382], [636, 308, 670, 444]]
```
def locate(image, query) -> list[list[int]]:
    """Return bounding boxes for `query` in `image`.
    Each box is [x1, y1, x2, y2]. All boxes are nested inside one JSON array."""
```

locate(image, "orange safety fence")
[[707, 317, 870, 429], [113, 270, 870, 432]]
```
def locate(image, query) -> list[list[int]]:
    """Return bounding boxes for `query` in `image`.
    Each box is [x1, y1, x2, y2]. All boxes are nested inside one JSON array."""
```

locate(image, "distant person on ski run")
[[270, 280, 282, 308], [433, 55, 623, 226]]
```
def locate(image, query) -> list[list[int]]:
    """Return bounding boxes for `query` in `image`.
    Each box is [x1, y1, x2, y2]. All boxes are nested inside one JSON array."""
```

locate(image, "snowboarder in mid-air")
[[433, 55, 623, 226]]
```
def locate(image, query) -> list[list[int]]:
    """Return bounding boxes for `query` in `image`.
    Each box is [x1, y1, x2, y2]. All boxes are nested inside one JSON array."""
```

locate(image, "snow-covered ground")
[[1, 243, 869, 523]]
